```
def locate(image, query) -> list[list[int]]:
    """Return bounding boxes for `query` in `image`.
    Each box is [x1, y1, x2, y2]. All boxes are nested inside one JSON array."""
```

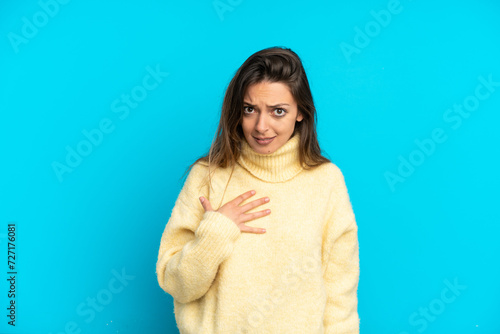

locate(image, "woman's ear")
[[296, 112, 304, 122]]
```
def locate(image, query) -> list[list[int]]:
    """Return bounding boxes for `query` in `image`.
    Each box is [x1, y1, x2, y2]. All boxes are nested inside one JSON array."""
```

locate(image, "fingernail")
[[251, 190, 256, 195], [199, 197, 204, 203], [261, 229, 266, 233]]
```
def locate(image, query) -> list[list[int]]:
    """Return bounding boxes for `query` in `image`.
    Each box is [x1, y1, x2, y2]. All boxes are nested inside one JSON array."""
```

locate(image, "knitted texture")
[[156, 133, 360, 333]]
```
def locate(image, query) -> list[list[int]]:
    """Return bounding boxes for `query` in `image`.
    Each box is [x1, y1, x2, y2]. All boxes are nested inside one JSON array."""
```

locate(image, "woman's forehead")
[[243, 81, 295, 102]]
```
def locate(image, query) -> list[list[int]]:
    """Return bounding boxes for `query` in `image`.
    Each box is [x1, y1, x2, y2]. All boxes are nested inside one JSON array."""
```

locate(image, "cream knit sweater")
[[156, 132, 360, 333]]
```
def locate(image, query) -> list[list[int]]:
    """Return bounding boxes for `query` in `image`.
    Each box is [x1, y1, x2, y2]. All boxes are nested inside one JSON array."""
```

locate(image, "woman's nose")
[[255, 113, 269, 132]]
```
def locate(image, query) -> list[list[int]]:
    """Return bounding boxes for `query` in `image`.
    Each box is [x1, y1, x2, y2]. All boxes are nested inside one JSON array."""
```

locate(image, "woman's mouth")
[[253, 136, 276, 145]]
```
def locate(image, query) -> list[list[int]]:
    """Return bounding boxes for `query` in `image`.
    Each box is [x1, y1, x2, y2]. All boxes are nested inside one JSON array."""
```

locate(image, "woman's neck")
[[237, 133, 304, 182]]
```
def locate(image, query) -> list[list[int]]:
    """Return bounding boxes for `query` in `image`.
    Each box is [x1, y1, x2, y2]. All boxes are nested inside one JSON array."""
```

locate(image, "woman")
[[156, 46, 360, 333]]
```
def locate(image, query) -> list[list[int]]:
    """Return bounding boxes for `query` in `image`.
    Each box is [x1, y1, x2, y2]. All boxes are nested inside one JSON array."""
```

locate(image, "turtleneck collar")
[[237, 133, 304, 183]]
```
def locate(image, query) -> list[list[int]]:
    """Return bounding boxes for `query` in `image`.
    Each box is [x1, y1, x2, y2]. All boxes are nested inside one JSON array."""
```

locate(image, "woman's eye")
[[243, 106, 254, 113], [243, 106, 286, 117], [274, 108, 287, 117]]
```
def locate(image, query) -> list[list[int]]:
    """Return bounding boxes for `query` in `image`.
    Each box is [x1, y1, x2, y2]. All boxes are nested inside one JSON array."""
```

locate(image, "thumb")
[[199, 196, 213, 212]]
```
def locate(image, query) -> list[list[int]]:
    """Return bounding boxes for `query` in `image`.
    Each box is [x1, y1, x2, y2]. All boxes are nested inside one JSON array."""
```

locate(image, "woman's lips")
[[254, 136, 275, 145]]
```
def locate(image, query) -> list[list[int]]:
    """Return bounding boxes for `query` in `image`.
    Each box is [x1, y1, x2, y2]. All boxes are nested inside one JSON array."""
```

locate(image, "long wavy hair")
[[183, 46, 331, 191]]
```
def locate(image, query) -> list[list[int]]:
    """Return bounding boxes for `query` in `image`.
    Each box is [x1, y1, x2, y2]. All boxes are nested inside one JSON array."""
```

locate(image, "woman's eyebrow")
[[243, 101, 290, 107]]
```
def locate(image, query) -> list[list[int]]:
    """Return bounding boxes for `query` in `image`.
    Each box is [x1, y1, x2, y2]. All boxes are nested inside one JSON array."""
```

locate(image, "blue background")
[[1, 0, 499, 333]]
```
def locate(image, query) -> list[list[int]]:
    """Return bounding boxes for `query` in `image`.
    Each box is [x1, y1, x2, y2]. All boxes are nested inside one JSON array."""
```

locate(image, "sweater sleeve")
[[322, 164, 360, 333], [155, 162, 241, 304]]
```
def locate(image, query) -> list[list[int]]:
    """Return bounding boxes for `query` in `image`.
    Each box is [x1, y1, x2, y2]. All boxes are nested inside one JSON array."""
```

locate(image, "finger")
[[199, 197, 213, 212], [239, 224, 266, 234], [241, 209, 271, 223], [232, 190, 256, 206], [240, 196, 269, 213]]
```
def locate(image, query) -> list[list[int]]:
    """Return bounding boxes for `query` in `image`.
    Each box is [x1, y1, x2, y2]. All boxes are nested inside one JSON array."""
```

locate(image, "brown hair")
[[182, 46, 331, 189]]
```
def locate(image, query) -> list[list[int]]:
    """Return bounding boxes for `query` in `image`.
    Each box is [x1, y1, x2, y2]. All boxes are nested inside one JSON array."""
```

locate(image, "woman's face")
[[240, 81, 303, 154]]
